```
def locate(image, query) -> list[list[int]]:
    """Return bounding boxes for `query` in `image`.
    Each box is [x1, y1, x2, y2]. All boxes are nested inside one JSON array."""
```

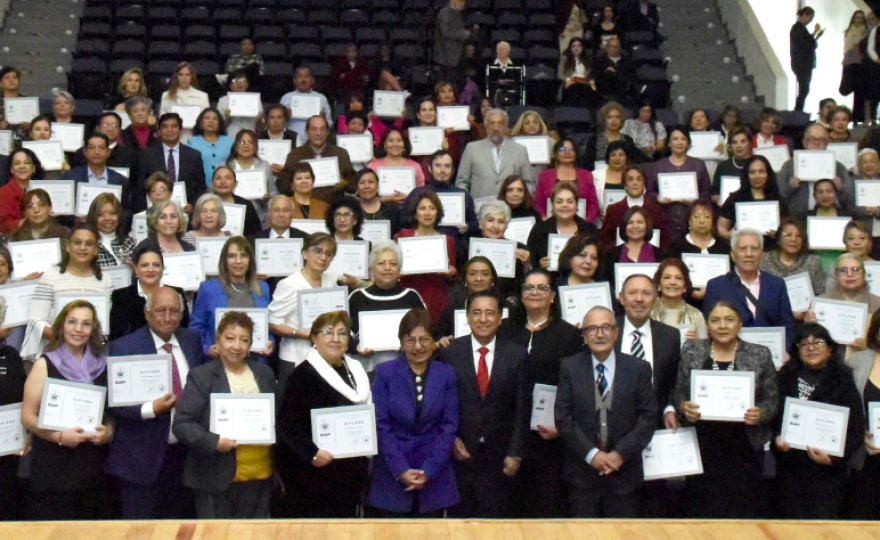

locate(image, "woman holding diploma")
[[650, 259, 708, 340], [717, 155, 785, 241], [86, 193, 135, 268], [535, 139, 599, 221], [287, 162, 329, 220], [368, 129, 426, 205], [188, 108, 234, 185], [227, 130, 276, 227], [123, 96, 158, 149], [673, 299, 778, 518], [158, 62, 209, 118], [211, 166, 263, 239], [412, 97, 460, 177], [806, 179, 853, 218], [668, 201, 731, 259], [0, 148, 43, 234], [354, 169, 402, 236], [599, 206, 663, 284], [173, 311, 277, 518], [688, 109, 724, 177], [558, 234, 601, 286], [182, 193, 232, 246], [511, 111, 556, 180], [0, 302, 26, 520], [772, 323, 864, 519], [9, 189, 68, 242], [854, 149, 880, 227], [141, 200, 194, 253], [22, 300, 112, 520], [461, 200, 529, 301], [712, 126, 752, 201], [527, 182, 597, 272], [24, 115, 69, 178], [366, 308, 460, 517], [751, 108, 790, 150], [325, 195, 366, 242], [217, 69, 262, 139], [276, 310, 370, 518], [582, 102, 640, 171], [497, 175, 541, 221], [557, 38, 598, 108], [600, 141, 631, 194], [759, 219, 827, 308]]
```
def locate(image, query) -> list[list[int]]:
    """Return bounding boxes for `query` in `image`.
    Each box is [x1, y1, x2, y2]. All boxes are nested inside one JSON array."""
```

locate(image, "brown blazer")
[[292, 197, 329, 220], [275, 144, 355, 203]]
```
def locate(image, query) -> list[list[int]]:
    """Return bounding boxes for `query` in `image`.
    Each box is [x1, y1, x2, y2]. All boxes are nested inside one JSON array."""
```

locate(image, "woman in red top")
[[751, 107, 792, 152], [0, 148, 43, 234], [535, 139, 599, 221]]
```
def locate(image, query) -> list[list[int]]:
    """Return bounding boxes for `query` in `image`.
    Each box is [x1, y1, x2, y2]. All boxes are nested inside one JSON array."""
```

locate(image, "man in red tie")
[[440, 291, 530, 517], [106, 287, 208, 518]]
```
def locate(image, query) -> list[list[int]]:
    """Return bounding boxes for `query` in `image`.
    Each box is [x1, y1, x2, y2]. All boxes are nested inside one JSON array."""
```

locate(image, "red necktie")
[[477, 347, 489, 397], [163, 343, 183, 398]]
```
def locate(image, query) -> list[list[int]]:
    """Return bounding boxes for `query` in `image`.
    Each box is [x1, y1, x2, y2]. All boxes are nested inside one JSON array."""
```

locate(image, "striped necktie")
[[631, 329, 646, 362], [596, 363, 608, 398]]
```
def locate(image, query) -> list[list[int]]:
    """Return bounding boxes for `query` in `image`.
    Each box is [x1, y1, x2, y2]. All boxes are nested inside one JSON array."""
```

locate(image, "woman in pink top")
[[368, 129, 426, 205], [535, 139, 599, 222], [336, 93, 406, 144]]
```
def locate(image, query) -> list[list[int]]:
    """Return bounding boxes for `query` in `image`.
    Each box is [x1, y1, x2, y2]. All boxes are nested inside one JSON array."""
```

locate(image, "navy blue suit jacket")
[[63, 165, 130, 210], [105, 325, 207, 486]]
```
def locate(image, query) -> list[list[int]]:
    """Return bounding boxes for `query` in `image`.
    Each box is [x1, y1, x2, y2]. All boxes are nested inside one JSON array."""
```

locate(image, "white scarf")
[[305, 347, 371, 404]]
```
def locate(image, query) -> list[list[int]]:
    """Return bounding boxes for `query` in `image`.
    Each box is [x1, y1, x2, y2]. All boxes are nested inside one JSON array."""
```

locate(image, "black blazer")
[[70, 141, 140, 202], [614, 316, 681, 422], [108, 280, 191, 340], [172, 359, 276, 493], [527, 216, 598, 273], [555, 350, 657, 493], [248, 227, 311, 295], [790, 21, 817, 73], [439, 336, 530, 461], [137, 143, 207, 213]]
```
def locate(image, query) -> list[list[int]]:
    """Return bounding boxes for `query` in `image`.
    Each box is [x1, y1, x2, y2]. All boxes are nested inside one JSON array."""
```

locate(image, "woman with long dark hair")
[[717, 155, 784, 242]]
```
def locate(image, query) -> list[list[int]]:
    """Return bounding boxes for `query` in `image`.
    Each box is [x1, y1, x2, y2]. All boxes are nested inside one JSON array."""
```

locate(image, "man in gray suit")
[[434, 0, 473, 84], [456, 108, 534, 198]]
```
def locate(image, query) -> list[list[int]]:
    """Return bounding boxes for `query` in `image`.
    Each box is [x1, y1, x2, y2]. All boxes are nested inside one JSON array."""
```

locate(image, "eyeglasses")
[[797, 340, 827, 350], [334, 212, 354, 220], [521, 284, 551, 294], [26, 202, 48, 211], [403, 336, 433, 347], [99, 122, 120, 129], [584, 324, 618, 336], [781, 232, 802, 240], [804, 137, 830, 145], [309, 246, 335, 258], [319, 328, 348, 339], [558, 147, 576, 153], [836, 266, 865, 275], [151, 308, 181, 317], [237, 139, 254, 146], [231, 78, 248, 84]]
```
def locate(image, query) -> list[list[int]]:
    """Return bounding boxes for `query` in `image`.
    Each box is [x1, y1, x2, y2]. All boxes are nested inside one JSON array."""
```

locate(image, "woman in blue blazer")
[[190, 236, 273, 358], [366, 308, 460, 516]]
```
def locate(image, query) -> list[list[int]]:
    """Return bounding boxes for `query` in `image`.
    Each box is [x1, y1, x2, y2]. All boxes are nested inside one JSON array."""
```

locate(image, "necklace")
[[341, 359, 357, 390], [527, 316, 549, 329], [710, 340, 737, 370], [731, 156, 746, 169], [229, 282, 248, 293]]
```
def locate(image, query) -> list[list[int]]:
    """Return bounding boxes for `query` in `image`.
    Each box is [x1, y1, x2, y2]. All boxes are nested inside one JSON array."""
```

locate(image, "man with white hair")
[[703, 228, 797, 349], [456, 108, 533, 198]]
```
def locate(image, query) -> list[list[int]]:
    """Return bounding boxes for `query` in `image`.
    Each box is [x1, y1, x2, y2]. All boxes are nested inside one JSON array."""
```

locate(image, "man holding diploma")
[[63, 133, 130, 211], [275, 115, 354, 203], [777, 124, 852, 219], [106, 287, 207, 519], [402, 151, 478, 237], [555, 306, 656, 517]]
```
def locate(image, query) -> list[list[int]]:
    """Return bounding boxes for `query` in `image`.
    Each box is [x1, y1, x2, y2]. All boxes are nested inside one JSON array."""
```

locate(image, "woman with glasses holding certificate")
[[21, 300, 113, 520], [9, 189, 68, 243], [535, 139, 599, 221], [365, 308, 460, 517], [759, 219, 827, 315], [325, 195, 367, 243], [772, 323, 863, 519], [275, 310, 370, 518], [650, 259, 707, 340], [717, 155, 785, 242], [673, 299, 778, 518], [0, 148, 43, 234], [173, 311, 277, 518]]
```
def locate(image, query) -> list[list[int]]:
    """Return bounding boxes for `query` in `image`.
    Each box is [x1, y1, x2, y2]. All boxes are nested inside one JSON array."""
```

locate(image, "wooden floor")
[[1, 520, 879, 540]]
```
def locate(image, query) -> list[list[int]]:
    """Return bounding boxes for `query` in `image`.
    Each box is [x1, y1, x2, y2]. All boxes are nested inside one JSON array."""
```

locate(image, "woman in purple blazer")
[[366, 309, 460, 517]]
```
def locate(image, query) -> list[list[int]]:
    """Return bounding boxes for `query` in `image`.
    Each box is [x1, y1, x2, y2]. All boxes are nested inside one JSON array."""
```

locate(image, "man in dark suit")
[[136, 112, 207, 213], [790, 7, 824, 112], [106, 286, 208, 519], [440, 291, 530, 518], [704, 229, 797, 350], [63, 133, 130, 210], [593, 37, 638, 106], [274, 115, 354, 203], [556, 306, 657, 517], [70, 112, 139, 187]]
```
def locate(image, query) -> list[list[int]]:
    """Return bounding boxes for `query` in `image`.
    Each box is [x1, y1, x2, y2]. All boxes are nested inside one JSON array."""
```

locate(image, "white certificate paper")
[[437, 192, 466, 227], [504, 217, 535, 246], [0, 404, 24, 457], [642, 427, 704, 480], [38, 378, 106, 433], [107, 354, 173, 407], [358, 309, 409, 351], [784, 272, 814, 313], [603, 188, 626, 210], [29, 180, 75, 215], [22, 140, 65, 171], [233, 170, 267, 200], [304, 156, 340, 188], [227, 92, 261, 117], [753, 144, 790, 172], [255, 238, 303, 277], [171, 105, 202, 129], [865, 262, 880, 297], [735, 201, 780, 235], [257, 139, 292, 166], [687, 131, 724, 159], [162, 252, 205, 291], [408, 127, 445, 156], [399, 236, 449, 274], [813, 298, 868, 345], [682, 254, 730, 289], [372, 90, 406, 117], [103, 265, 133, 291], [131, 214, 148, 244], [719, 176, 741, 206], [794, 150, 837, 181], [360, 220, 391, 243], [377, 166, 416, 196], [298, 286, 349, 330], [807, 216, 849, 250], [288, 94, 321, 119], [55, 292, 109, 334], [0, 280, 39, 326], [739, 327, 786, 369], [311, 403, 378, 459], [436, 106, 470, 131], [50, 122, 85, 152], [0, 130, 11, 155], [658, 172, 699, 201], [327, 240, 370, 279], [614, 262, 661, 295], [857, 180, 880, 207], [828, 142, 858, 171], [547, 234, 573, 272], [3, 96, 39, 124], [76, 183, 122, 217], [781, 397, 849, 457], [290, 219, 328, 234], [690, 369, 755, 422], [10, 238, 61, 280], [221, 203, 246, 236], [211, 393, 276, 444], [530, 384, 557, 430], [469, 238, 516, 278], [513, 136, 551, 164], [215, 308, 269, 352], [196, 236, 228, 276], [868, 402, 880, 439], [559, 282, 613, 326], [336, 134, 374, 163]]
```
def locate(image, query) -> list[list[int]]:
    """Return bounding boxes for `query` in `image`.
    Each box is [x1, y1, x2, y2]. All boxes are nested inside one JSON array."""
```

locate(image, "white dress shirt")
[[141, 331, 191, 444], [621, 317, 654, 370], [470, 335, 497, 376]]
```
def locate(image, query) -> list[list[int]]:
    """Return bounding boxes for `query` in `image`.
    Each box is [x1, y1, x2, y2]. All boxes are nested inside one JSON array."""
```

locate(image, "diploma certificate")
[[865, 262, 880, 297], [453, 308, 509, 338], [358, 309, 409, 351], [784, 272, 814, 313], [55, 292, 109, 334], [288, 94, 321, 119], [377, 166, 416, 196], [658, 172, 699, 201], [0, 404, 24, 457], [856, 180, 880, 207], [436, 106, 470, 131], [221, 203, 246, 236], [50, 122, 85, 152], [336, 134, 374, 163], [739, 327, 786, 369], [399, 236, 449, 274], [513, 136, 551, 164], [196, 236, 228, 275], [327, 240, 370, 279], [372, 90, 406, 118], [682, 254, 730, 289], [131, 214, 148, 244], [437, 192, 466, 227], [828, 142, 858, 171], [227, 92, 261, 117], [469, 238, 516, 278], [257, 139, 292, 166], [290, 219, 328, 234], [813, 298, 868, 345], [109, 167, 129, 179], [297, 286, 349, 330], [547, 234, 573, 272], [690, 370, 755, 422], [3, 97, 39, 124], [530, 384, 557, 430], [794, 150, 837, 181], [781, 397, 850, 457], [29, 180, 75, 215], [171, 105, 202, 129], [614, 263, 661, 295], [719, 176, 741, 206], [162, 252, 205, 291], [76, 183, 122, 216], [603, 189, 627, 209], [504, 217, 535, 246], [233, 170, 267, 200], [211, 393, 276, 444], [868, 402, 880, 439], [171, 182, 187, 208], [735, 201, 780, 235], [38, 378, 106, 433], [304, 157, 340, 188], [642, 427, 704, 480], [0, 131, 11, 155], [753, 144, 790, 172], [255, 238, 303, 276], [408, 127, 445, 156], [103, 265, 133, 291], [10, 238, 61, 280], [807, 216, 849, 250], [215, 308, 270, 352], [0, 280, 38, 326], [107, 354, 173, 407], [311, 404, 378, 459], [22, 140, 65, 171], [687, 131, 724, 159], [360, 220, 391, 243], [558, 282, 613, 326]]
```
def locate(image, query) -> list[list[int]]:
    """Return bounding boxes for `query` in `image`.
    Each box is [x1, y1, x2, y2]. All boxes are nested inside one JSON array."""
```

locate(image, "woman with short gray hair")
[[182, 193, 230, 247], [465, 199, 530, 301]]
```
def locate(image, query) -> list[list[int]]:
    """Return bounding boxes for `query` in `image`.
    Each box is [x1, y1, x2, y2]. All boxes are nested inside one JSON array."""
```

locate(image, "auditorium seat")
[[115, 23, 147, 41], [356, 28, 387, 44], [528, 46, 559, 65], [528, 13, 556, 28], [183, 24, 215, 43], [215, 10, 245, 29], [341, 9, 370, 27], [491, 29, 520, 44], [390, 28, 421, 44], [183, 41, 218, 60], [524, 29, 556, 47], [79, 22, 112, 40], [252, 25, 284, 43], [342, 0, 370, 9], [288, 26, 318, 43], [309, 10, 337, 25], [82, 6, 112, 24], [148, 7, 178, 24], [278, 9, 306, 24], [181, 7, 211, 25], [321, 26, 352, 44], [554, 106, 593, 135], [325, 43, 348, 60], [115, 5, 145, 23], [74, 39, 110, 59], [69, 58, 108, 100], [259, 42, 288, 62], [149, 41, 181, 60], [263, 62, 294, 102], [112, 40, 146, 61], [245, 8, 275, 26], [371, 10, 401, 27], [497, 12, 527, 29], [290, 42, 323, 62], [150, 25, 180, 41], [220, 25, 250, 42], [656, 108, 680, 127]]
